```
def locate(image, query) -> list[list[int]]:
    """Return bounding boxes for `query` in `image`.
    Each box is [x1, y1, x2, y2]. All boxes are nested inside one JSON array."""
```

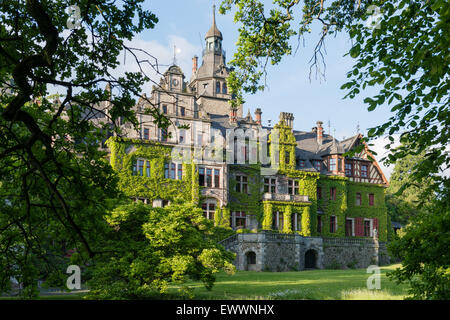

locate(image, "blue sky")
[[111, 0, 397, 177]]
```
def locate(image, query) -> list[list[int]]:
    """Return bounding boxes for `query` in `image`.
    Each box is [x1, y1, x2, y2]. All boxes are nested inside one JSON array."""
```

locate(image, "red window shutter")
[[373, 218, 379, 237], [355, 217, 364, 236]]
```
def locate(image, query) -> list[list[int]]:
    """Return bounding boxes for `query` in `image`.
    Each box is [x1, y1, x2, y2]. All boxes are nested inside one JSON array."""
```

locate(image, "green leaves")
[[87, 202, 235, 298]]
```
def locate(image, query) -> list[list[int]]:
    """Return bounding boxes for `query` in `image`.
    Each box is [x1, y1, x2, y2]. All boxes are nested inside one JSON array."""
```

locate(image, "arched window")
[[222, 82, 227, 94], [216, 81, 221, 94]]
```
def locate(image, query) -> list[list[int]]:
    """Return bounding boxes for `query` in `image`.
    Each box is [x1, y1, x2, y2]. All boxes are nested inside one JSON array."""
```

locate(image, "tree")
[[388, 194, 450, 299], [87, 202, 235, 299], [386, 151, 435, 225], [0, 0, 169, 297], [220, 0, 449, 193]]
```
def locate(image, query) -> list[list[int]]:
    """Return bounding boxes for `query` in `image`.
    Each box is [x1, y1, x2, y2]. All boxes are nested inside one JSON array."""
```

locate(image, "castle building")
[[106, 6, 391, 271]]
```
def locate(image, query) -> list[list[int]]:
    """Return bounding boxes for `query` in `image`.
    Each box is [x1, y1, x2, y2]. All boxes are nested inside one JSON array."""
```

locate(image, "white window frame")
[[346, 218, 355, 236], [364, 218, 374, 237]]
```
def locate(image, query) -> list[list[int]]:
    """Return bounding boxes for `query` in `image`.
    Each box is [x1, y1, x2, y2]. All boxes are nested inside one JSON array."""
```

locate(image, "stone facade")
[[220, 233, 390, 271], [220, 232, 324, 272]]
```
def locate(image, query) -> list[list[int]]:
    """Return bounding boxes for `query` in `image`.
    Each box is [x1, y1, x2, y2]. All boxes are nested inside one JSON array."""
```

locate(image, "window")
[[180, 106, 185, 116], [179, 129, 185, 144], [361, 165, 368, 178], [338, 158, 342, 171], [202, 201, 216, 220], [137, 159, 144, 176], [146, 160, 150, 177], [314, 160, 321, 171], [164, 163, 169, 179], [216, 81, 220, 93], [264, 177, 276, 193], [161, 128, 168, 142], [132, 159, 149, 176], [162, 104, 167, 114], [364, 220, 371, 237], [162, 200, 170, 207], [143, 127, 150, 140], [165, 162, 182, 180], [199, 168, 205, 186], [214, 169, 220, 188], [356, 193, 362, 206], [236, 175, 248, 193], [178, 164, 183, 180], [206, 168, 212, 187], [317, 216, 322, 233], [369, 193, 375, 206], [222, 82, 227, 94], [330, 216, 337, 233], [291, 213, 301, 231], [285, 151, 290, 164], [170, 163, 176, 179], [317, 187, 322, 199], [345, 163, 352, 176], [232, 211, 246, 229], [288, 179, 299, 195], [345, 219, 354, 236], [297, 159, 305, 169], [330, 158, 336, 171], [272, 211, 283, 230], [330, 187, 337, 200]]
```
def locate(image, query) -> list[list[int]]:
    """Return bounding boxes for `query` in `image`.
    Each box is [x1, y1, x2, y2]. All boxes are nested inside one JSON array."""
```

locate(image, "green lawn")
[[174, 264, 410, 300], [2, 264, 410, 300]]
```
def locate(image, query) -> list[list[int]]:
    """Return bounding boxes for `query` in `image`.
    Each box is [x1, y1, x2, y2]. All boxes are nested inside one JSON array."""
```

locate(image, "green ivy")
[[106, 137, 199, 204]]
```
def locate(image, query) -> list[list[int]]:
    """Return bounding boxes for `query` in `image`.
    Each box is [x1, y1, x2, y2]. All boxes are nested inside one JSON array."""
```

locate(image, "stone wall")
[[322, 237, 390, 269], [219, 233, 391, 272], [219, 232, 323, 272]]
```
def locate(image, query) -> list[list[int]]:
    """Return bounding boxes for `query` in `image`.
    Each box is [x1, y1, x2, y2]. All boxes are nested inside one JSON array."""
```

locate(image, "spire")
[[205, 4, 222, 39]]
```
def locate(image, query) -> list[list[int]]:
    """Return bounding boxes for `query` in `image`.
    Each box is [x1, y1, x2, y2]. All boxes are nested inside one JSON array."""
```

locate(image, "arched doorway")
[[305, 249, 317, 269], [245, 251, 256, 271]]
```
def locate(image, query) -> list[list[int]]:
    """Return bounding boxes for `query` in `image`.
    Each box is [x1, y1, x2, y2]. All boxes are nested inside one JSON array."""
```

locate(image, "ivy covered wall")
[[106, 137, 199, 204]]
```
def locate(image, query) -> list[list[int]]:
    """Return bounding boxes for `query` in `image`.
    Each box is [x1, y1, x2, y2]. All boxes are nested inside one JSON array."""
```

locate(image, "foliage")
[[385, 151, 436, 225], [106, 137, 199, 204], [87, 202, 235, 299], [388, 194, 450, 300], [220, 0, 449, 193], [0, 0, 160, 297]]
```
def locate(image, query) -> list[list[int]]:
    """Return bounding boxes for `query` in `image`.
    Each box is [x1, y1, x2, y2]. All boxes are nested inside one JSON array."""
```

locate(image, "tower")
[[189, 5, 242, 117]]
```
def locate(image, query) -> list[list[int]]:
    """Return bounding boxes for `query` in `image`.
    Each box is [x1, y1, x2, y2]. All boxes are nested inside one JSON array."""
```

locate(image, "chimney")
[[316, 121, 323, 145], [254, 108, 262, 125], [192, 55, 198, 75], [229, 107, 237, 124]]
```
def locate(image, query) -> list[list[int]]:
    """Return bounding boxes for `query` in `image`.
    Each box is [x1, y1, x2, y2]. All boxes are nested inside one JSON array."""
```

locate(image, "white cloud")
[[109, 35, 201, 94]]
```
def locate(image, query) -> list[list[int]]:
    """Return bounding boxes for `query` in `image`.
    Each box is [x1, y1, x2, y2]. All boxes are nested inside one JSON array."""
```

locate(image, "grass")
[[2, 264, 409, 300], [170, 264, 409, 300]]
